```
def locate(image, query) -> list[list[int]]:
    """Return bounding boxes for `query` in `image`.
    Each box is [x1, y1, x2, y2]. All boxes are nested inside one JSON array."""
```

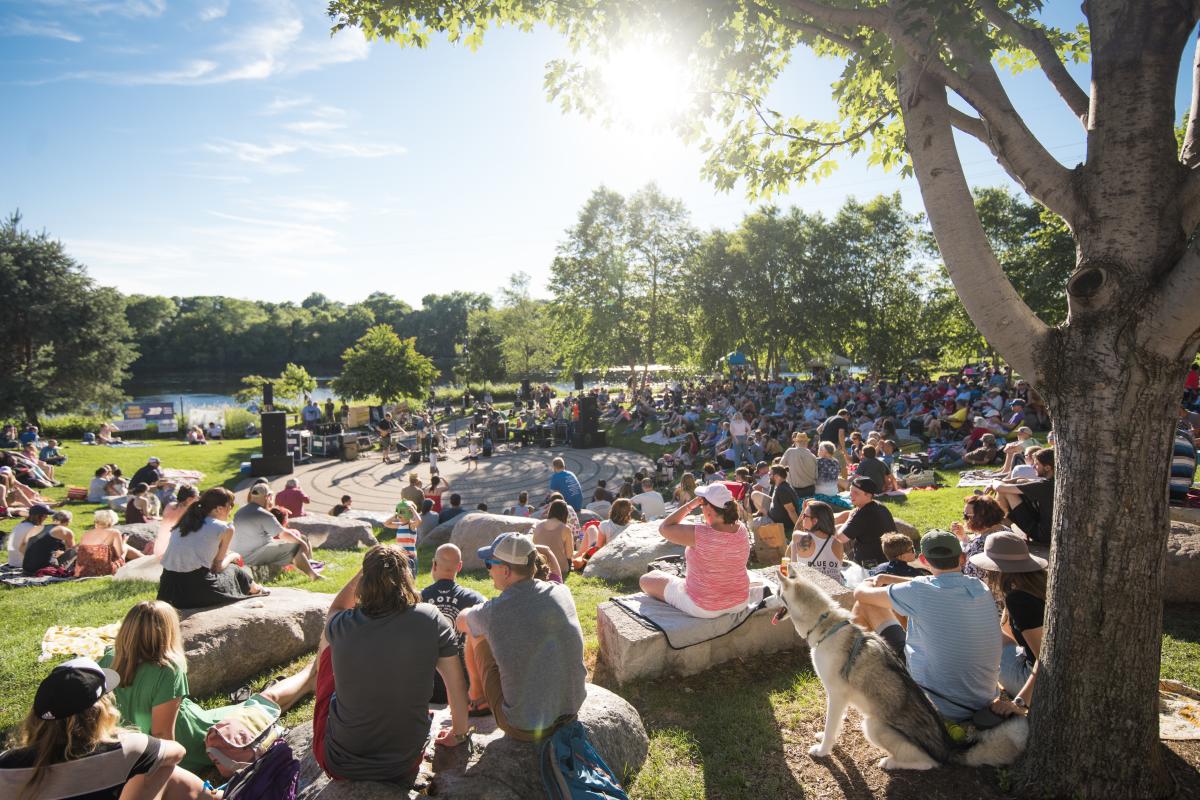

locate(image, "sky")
[[1, 2, 1193, 304]]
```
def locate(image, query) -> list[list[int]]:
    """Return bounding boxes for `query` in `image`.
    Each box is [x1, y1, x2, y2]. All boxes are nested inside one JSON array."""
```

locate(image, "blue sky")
[[0, 2, 1190, 303]]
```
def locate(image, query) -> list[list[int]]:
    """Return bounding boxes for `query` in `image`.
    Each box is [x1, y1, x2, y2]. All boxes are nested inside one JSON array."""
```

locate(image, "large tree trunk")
[[1014, 323, 1184, 796]]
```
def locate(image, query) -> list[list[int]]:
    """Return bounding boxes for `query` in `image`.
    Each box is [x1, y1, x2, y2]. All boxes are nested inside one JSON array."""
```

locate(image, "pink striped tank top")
[[684, 522, 751, 611]]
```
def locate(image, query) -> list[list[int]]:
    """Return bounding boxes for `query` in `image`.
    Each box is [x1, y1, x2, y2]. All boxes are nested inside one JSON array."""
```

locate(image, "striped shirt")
[[684, 522, 751, 611], [888, 572, 1001, 720]]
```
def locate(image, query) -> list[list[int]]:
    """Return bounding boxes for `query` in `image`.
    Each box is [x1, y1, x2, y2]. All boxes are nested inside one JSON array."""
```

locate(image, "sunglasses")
[[484, 559, 502, 569]]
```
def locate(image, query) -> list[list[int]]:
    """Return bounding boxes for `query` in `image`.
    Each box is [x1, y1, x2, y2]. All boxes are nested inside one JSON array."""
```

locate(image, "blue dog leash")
[[806, 611, 868, 679]]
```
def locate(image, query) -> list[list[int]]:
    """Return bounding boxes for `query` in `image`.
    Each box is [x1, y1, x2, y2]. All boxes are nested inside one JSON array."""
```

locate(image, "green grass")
[[3, 441, 1198, 798]]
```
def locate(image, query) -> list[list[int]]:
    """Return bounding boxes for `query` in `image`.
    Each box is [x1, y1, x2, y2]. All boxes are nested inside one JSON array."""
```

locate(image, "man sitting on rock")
[[456, 533, 587, 739], [833, 476, 894, 570], [314, 544, 471, 785], [422, 544, 486, 704], [231, 484, 322, 581]]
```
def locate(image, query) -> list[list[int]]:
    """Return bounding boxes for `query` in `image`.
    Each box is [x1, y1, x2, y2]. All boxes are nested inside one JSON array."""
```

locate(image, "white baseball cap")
[[694, 482, 735, 508]]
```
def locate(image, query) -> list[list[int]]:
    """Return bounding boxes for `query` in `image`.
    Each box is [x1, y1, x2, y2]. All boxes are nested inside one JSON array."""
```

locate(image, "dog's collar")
[[804, 611, 832, 640], [817, 619, 851, 647]]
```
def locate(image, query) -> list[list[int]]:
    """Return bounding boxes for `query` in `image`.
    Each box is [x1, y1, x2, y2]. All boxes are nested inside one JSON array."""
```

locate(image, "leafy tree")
[[494, 272, 557, 377], [406, 291, 492, 364], [458, 314, 507, 384], [329, 2, 1200, 794], [331, 324, 439, 403], [0, 212, 137, 422], [235, 363, 318, 406], [124, 294, 178, 342]]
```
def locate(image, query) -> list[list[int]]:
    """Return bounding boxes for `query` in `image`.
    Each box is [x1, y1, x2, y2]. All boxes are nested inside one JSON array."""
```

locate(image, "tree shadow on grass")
[[1163, 604, 1200, 644], [625, 650, 815, 799]]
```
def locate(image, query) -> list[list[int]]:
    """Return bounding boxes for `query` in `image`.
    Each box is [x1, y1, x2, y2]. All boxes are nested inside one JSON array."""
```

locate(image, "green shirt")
[[99, 648, 228, 775]]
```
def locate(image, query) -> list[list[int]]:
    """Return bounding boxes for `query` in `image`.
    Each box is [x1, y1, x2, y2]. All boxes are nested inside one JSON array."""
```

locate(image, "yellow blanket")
[[40, 623, 120, 663]]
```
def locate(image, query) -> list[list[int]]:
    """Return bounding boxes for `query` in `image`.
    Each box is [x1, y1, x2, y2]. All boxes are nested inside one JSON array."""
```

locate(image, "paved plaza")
[[259, 442, 655, 513]]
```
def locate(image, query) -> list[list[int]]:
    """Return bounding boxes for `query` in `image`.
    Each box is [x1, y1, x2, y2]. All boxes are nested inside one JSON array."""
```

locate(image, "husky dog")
[[771, 571, 1028, 770]]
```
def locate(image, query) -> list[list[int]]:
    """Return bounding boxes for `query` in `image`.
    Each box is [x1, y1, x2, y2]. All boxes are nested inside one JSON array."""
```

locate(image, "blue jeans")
[[999, 642, 1033, 695]]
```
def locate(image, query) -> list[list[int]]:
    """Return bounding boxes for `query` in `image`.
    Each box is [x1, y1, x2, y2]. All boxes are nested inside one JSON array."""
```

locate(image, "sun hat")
[[792, 431, 810, 443], [33, 657, 120, 721], [477, 532, 535, 566], [694, 482, 735, 508], [920, 529, 962, 560], [968, 531, 1047, 573]]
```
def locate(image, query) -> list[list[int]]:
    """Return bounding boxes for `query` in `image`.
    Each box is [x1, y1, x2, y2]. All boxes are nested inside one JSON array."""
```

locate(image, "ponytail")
[[177, 487, 233, 536], [532, 551, 551, 581], [717, 500, 740, 525]]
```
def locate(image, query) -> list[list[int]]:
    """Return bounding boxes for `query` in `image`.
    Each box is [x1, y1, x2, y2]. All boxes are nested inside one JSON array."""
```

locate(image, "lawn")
[[2, 438, 1198, 798]]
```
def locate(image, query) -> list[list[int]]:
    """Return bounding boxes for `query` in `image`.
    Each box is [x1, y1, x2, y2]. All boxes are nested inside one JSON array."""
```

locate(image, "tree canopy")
[[330, 324, 439, 403]]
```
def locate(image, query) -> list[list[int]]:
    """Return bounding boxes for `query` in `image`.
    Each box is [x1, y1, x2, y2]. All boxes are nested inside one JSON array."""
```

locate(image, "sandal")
[[467, 698, 492, 717], [229, 684, 253, 704]]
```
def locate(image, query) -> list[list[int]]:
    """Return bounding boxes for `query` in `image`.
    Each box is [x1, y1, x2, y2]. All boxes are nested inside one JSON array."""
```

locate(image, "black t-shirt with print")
[[1005, 589, 1045, 662]]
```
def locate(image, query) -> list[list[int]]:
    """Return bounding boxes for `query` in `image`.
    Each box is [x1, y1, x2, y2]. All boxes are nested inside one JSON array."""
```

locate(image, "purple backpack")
[[222, 739, 299, 800]]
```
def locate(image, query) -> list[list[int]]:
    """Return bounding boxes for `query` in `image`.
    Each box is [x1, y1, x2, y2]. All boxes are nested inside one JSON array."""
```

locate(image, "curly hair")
[[964, 495, 1005, 531]]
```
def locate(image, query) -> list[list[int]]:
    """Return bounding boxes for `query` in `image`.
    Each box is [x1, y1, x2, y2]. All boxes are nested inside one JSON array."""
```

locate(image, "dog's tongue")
[[771, 607, 788, 626]]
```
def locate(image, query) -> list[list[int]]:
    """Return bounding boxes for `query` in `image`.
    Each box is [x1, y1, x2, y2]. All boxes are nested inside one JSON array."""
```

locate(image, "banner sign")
[[123, 403, 178, 432]]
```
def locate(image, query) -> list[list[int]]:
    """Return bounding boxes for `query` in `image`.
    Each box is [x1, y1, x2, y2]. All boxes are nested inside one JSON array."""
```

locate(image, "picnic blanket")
[[957, 469, 1003, 487], [610, 576, 767, 649], [40, 623, 121, 662], [0, 564, 94, 589], [163, 468, 204, 483], [640, 430, 688, 446], [1160, 680, 1200, 740]]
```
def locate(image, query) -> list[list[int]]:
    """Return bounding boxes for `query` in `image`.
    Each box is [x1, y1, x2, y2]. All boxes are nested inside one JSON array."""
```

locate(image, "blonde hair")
[[111, 601, 186, 687], [10, 693, 123, 800], [93, 509, 118, 528], [358, 544, 420, 617]]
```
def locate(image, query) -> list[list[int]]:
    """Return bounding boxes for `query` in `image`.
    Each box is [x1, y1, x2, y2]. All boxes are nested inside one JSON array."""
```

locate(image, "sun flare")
[[600, 44, 691, 130]]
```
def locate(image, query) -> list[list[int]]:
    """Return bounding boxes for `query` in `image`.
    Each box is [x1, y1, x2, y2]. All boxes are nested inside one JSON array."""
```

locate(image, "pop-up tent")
[[725, 351, 749, 366], [808, 354, 853, 368]]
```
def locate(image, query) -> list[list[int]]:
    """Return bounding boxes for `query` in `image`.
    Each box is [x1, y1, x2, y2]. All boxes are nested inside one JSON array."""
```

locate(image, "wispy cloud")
[[204, 139, 299, 165], [282, 119, 347, 135], [35, 0, 166, 19], [199, 2, 228, 22], [203, 132, 404, 171], [5, 18, 83, 42], [264, 96, 311, 115]]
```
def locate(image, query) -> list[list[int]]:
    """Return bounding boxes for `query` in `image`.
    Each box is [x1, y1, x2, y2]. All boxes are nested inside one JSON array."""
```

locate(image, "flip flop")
[[229, 684, 253, 703], [467, 699, 492, 717]]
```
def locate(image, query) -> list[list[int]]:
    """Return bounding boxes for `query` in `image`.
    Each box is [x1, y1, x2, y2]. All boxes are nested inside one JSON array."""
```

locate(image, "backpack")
[[205, 695, 283, 778], [539, 721, 629, 800], [222, 738, 299, 800]]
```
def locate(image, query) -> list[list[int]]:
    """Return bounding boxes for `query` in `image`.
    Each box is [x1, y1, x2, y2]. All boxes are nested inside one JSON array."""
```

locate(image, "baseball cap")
[[694, 482, 735, 508], [850, 476, 880, 495], [477, 532, 535, 566], [29, 503, 53, 517], [920, 529, 962, 560], [248, 483, 272, 497], [148, 457, 160, 464], [1014, 426, 1033, 436], [1010, 399, 1026, 407], [33, 657, 120, 721]]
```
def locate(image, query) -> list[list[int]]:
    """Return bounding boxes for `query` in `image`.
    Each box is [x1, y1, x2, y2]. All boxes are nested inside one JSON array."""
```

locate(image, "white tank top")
[[797, 533, 844, 583]]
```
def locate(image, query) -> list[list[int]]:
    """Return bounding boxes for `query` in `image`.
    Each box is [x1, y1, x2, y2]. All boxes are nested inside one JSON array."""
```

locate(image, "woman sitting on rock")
[[639, 483, 751, 619], [0, 657, 210, 800], [157, 487, 267, 609], [572, 497, 634, 571], [99, 600, 315, 775], [76, 509, 144, 577]]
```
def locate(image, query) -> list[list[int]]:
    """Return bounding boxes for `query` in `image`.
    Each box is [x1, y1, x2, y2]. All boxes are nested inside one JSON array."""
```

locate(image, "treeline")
[[1, 187, 1071, 422]]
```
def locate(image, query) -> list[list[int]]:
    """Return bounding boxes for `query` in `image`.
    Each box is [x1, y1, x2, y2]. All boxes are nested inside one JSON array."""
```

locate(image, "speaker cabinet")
[[260, 411, 288, 458]]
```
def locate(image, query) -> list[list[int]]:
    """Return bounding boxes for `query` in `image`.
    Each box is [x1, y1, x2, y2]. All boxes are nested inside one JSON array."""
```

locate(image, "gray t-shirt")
[[323, 603, 457, 782], [856, 456, 890, 490], [230, 503, 283, 557], [160, 517, 228, 573], [464, 579, 587, 733]]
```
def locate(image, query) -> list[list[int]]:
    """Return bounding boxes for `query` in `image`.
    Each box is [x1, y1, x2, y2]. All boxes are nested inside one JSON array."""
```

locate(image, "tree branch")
[[1137, 235, 1200, 358], [947, 106, 987, 141], [1181, 38, 1200, 168], [745, 0, 867, 55], [716, 90, 892, 146], [977, 0, 1090, 126], [776, 0, 884, 30], [897, 61, 1051, 383]]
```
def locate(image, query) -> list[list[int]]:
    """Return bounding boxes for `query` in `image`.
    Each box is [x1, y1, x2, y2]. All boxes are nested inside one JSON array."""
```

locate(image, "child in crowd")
[[868, 532, 928, 578], [385, 499, 421, 575], [331, 494, 352, 516]]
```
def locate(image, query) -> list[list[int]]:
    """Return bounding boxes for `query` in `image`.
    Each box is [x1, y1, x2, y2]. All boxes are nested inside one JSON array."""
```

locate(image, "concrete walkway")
[[256, 439, 655, 513]]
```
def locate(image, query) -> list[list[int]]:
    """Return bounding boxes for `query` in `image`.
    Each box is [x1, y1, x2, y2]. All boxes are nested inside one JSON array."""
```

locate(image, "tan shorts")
[[471, 637, 540, 742]]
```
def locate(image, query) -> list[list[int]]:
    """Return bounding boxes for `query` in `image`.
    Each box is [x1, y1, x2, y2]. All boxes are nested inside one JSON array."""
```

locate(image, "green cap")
[[920, 529, 962, 560]]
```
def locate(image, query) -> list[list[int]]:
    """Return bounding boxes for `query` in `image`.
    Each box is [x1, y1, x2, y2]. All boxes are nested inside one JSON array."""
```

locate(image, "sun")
[[600, 44, 692, 130]]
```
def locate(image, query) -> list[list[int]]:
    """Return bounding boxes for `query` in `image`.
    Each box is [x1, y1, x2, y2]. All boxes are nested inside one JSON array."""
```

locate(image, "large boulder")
[[1165, 521, 1200, 605], [584, 521, 685, 581], [116, 522, 159, 553], [288, 512, 376, 551], [451, 513, 539, 571], [893, 517, 918, 540], [422, 513, 470, 549], [343, 510, 392, 530], [180, 588, 332, 697], [288, 683, 647, 800]]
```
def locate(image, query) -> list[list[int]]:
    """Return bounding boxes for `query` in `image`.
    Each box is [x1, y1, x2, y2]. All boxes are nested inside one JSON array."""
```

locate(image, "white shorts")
[[662, 575, 747, 619]]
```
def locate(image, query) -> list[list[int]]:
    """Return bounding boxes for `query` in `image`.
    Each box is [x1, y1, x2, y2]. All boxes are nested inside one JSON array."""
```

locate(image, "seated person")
[[0, 658, 210, 800], [38, 439, 66, 467], [421, 544, 486, 704], [572, 497, 634, 570], [206, 421, 223, 440], [531, 500, 574, 582], [185, 426, 207, 445], [869, 532, 927, 578], [788, 500, 844, 583], [507, 491, 535, 517], [275, 478, 311, 518], [106, 468, 129, 497], [991, 448, 1055, 545], [22, 510, 75, 576], [314, 545, 470, 783], [437, 493, 467, 525], [130, 458, 164, 491], [750, 465, 800, 535], [100, 600, 315, 774], [631, 478, 667, 520], [639, 484, 751, 619], [124, 483, 159, 525], [851, 531, 1001, 721], [384, 499, 421, 575], [416, 498, 440, 541], [158, 487, 266, 609], [97, 421, 122, 444], [833, 477, 894, 569], [7, 504, 52, 568], [76, 509, 144, 577], [941, 434, 999, 471], [330, 494, 353, 516], [855, 445, 895, 492], [456, 534, 587, 737], [231, 484, 322, 581]]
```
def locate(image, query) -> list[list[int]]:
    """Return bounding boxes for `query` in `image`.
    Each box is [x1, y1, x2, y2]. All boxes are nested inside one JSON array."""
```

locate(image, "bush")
[[11, 414, 108, 440], [223, 408, 257, 438]]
